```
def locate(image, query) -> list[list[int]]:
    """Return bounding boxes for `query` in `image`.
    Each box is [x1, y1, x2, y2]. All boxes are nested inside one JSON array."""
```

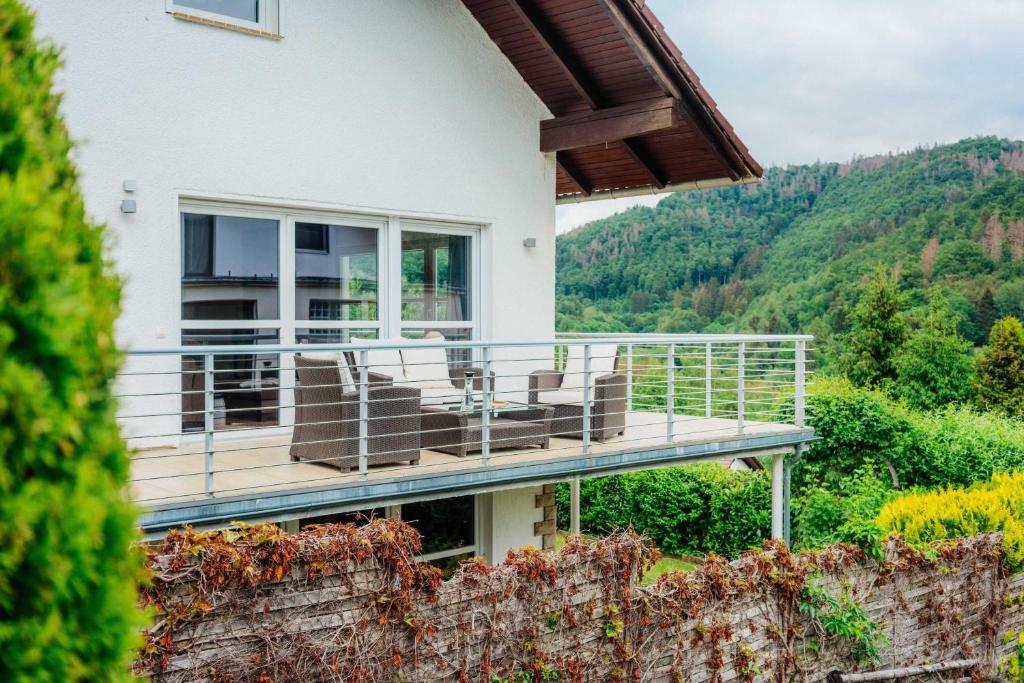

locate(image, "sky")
[[555, 0, 1024, 232]]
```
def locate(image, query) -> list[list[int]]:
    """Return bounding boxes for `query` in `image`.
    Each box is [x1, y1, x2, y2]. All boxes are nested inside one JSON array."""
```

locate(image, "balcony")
[[118, 334, 814, 533]]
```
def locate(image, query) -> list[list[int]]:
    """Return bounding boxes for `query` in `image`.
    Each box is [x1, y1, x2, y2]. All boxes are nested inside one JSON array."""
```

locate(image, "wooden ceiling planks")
[[460, 0, 761, 199]]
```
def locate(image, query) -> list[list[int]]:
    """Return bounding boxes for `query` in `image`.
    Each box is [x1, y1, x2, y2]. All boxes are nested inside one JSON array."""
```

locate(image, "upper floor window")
[[168, 0, 280, 35]]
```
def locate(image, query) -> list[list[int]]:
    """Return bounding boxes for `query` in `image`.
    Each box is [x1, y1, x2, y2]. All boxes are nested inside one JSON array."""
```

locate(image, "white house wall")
[[27, 0, 557, 445], [479, 487, 545, 562]]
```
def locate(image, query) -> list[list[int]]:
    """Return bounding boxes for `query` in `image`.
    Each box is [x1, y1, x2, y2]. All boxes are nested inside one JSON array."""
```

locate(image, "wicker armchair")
[[527, 344, 626, 442], [290, 356, 421, 471]]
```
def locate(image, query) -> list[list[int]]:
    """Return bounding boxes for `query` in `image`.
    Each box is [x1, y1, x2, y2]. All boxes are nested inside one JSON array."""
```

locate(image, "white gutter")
[[555, 174, 760, 205]]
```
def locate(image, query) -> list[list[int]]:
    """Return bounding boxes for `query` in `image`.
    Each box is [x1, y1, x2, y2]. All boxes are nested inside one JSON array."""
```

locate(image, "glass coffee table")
[[420, 401, 554, 458]]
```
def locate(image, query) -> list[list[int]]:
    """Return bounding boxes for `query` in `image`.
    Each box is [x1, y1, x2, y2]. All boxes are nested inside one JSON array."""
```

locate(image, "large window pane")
[[175, 0, 259, 22], [181, 213, 279, 320], [295, 223, 378, 322], [181, 329, 279, 432], [401, 231, 471, 322]]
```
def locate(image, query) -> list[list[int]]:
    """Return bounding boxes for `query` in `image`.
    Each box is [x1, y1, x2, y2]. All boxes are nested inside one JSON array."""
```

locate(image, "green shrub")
[[801, 377, 1024, 491], [799, 377, 919, 488], [975, 316, 1024, 418], [556, 464, 771, 558], [791, 462, 896, 551], [0, 3, 142, 680], [913, 406, 1024, 486]]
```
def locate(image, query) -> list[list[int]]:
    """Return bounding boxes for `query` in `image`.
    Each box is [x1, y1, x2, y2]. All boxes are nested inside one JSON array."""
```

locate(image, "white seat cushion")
[[560, 344, 618, 390], [400, 342, 455, 389], [536, 389, 594, 407], [411, 385, 466, 406], [351, 337, 406, 383], [299, 351, 356, 393]]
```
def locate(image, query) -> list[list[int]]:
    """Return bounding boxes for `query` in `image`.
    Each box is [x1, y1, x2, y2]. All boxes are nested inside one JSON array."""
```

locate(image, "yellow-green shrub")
[[876, 471, 1024, 570]]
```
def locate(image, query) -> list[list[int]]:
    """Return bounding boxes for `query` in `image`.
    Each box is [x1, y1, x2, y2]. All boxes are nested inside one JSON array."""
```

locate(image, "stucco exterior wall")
[[479, 486, 545, 562], [27, 0, 557, 444]]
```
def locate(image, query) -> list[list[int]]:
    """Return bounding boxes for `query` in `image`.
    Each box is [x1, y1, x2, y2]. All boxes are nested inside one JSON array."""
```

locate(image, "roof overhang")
[[461, 0, 763, 202]]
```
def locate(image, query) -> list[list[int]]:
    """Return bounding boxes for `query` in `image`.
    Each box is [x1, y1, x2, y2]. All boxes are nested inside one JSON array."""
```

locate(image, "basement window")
[[168, 0, 280, 36]]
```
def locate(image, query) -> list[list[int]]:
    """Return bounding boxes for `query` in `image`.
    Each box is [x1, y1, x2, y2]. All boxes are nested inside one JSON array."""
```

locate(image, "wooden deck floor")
[[131, 411, 807, 509]]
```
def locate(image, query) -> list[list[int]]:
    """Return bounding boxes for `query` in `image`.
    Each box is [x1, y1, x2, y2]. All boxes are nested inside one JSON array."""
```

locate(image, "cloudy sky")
[[555, 0, 1024, 232]]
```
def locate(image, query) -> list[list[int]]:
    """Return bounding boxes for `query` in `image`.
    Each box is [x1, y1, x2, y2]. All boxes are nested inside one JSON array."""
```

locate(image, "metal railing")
[[117, 334, 813, 507]]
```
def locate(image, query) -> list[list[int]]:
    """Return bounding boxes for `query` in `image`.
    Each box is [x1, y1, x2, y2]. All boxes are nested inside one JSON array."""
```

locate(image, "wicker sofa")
[[528, 344, 626, 442], [290, 355, 421, 471]]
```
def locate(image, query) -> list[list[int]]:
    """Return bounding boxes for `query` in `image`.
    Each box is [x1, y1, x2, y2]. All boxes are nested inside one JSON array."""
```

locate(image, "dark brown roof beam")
[[620, 139, 667, 189], [556, 152, 592, 197], [505, 0, 603, 110], [540, 96, 682, 153], [595, 0, 742, 181]]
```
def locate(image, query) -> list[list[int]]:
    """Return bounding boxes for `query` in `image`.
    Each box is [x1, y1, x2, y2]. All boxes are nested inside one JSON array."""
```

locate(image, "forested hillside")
[[556, 137, 1024, 366]]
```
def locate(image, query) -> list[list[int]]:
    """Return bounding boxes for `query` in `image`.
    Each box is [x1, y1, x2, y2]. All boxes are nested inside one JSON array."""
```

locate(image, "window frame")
[[166, 0, 280, 35]]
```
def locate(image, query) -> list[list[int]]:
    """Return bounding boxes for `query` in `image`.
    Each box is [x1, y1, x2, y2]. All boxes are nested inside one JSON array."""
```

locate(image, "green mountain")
[[556, 137, 1024, 366]]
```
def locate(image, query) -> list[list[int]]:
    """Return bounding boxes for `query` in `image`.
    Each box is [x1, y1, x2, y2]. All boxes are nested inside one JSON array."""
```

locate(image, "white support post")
[[582, 344, 592, 454], [771, 451, 785, 540], [570, 477, 581, 536], [204, 352, 215, 497], [795, 339, 806, 428], [783, 449, 795, 545], [481, 346, 491, 465], [705, 342, 713, 418], [625, 343, 634, 413], [358, 349, 369, 478], [736, 342, 745, 434], [666, 343, 675, 442]]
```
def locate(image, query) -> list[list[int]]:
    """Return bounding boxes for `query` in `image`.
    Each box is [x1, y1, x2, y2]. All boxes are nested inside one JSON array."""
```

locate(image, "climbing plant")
[[136, 521, 1013, 682]]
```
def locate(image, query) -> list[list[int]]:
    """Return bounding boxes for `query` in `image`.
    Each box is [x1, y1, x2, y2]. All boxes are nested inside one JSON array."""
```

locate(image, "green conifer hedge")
[[0, 2, 142, 679]]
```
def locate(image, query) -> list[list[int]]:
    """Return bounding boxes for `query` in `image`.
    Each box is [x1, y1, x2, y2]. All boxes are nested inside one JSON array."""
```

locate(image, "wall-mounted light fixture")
[[121, 180, 137, 213], [522, 237, 537, 248]]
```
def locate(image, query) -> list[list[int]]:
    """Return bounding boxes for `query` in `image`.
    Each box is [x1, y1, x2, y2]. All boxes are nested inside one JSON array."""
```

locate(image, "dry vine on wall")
[[136, 520, 1015, 683]]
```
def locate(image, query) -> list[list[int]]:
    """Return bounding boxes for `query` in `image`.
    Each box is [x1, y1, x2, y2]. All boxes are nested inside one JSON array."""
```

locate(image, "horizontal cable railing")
[[118, 334, 812, 506]]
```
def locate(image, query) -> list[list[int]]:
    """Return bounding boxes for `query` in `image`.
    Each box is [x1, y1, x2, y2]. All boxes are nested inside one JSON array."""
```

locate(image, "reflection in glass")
[[295, 328, 379, 345], [401, 231, 470, 322], [181, 329, 279, 432], [181, 213, 279, 320], [295, 223, 378, 322], [176, 0, 259, 22]]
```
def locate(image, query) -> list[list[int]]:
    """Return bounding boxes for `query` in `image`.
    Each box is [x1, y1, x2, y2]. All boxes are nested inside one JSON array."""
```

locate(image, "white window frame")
[[166, 0, 280, 35]]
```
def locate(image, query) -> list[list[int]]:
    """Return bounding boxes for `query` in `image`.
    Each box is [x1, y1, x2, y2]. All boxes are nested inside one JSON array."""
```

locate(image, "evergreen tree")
[[894, 292, 975, 410], [0, 2, 142, 679], [840, 270, 909, 388], [975, 288, 998, 345], [975, 317, 1024, 417]]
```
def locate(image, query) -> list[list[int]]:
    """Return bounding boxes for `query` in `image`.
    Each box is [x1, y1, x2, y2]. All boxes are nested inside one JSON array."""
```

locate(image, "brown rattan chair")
[[290, 356, 421, 471], [527, 344, 626, 442]]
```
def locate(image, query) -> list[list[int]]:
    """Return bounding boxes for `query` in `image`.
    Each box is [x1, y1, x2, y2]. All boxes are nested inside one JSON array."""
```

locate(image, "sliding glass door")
[[178, 204, 480, 432]]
